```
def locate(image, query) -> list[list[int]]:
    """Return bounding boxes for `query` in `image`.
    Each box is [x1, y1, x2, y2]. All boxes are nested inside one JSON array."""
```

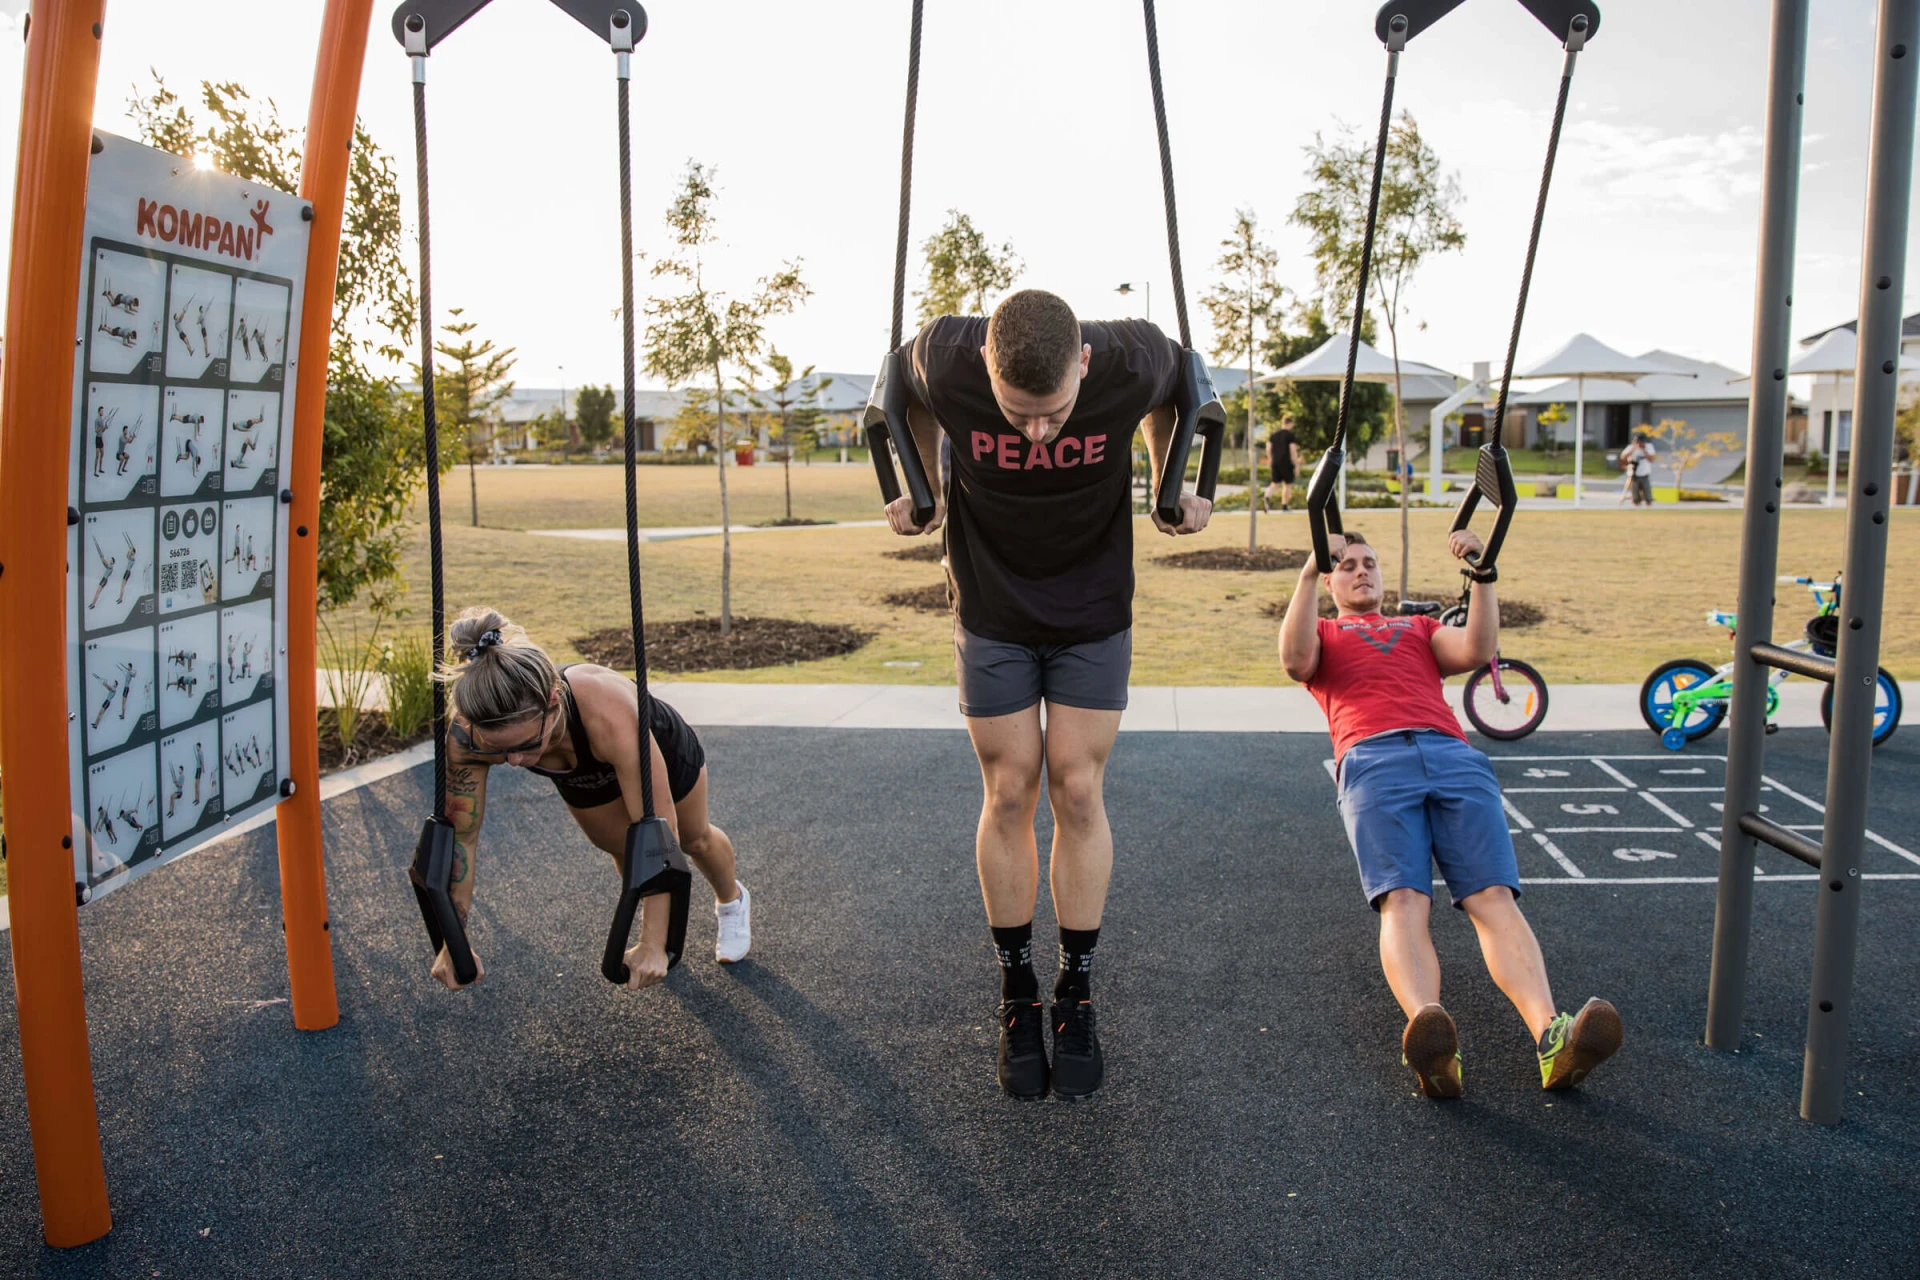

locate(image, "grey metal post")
[[1707, 0, 1808, 1052], [1802, 0, 1919, 1125]]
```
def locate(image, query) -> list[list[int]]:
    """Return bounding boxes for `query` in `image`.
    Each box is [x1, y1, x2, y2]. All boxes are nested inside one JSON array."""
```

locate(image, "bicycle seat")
[[1399, 600, 1443, 617]]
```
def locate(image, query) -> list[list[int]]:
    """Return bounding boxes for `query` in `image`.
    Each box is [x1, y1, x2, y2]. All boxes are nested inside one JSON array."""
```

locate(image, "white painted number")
[[1613, 848, 1680, 862], [1560, 803, 1620, 815], [1524, 768, 1571, 778]]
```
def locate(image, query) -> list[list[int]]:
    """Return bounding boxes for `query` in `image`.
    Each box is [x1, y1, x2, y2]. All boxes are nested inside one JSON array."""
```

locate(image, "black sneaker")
[[1050, 998, 1104, 1099], [997, 999, 1049, 1099]]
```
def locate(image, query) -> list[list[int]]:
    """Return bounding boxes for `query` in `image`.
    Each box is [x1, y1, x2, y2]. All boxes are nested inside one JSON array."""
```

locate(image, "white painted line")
[[1519, 875, 1920, 885], [1591, 758, 1639, 788], [1697, 831, 1723, 851], [1763, 774, 1827, 814], [1501, 795, 1535, 830], [1505, 787, 1627, 793], [1321, 758, 1339, 784], [1544, 826, 1684, 834], [1660, 767, 1708, 775], [1865, 829, 1920, 867], [1531, 832, 1585, 878], [1637, 791, 1696, 829], [1648, 786, 1755, 793], [0, 896, 8, 933], [1761, 772, 1919, 866]]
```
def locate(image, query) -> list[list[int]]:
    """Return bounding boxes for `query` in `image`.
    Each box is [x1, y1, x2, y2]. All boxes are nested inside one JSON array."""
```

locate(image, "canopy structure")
[[1788, 328, 1858, 506], [1517, 333, 1684, 506], [1259, 333, 1457, 502]]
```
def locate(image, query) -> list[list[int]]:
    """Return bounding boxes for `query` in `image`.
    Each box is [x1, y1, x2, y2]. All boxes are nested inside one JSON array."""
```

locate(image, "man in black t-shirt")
[[887, 289, 1211, 1099], [1266, 414, 1301, 511]]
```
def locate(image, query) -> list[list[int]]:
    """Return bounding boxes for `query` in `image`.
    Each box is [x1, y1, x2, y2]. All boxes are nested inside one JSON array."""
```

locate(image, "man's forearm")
[[1280, 568, 1323, 679], [1139, 404, 1177, 491], [905, 402, 942, 490]]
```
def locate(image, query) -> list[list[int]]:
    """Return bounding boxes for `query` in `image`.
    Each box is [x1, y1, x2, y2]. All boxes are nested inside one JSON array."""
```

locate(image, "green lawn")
[[424, 459, 884, 530]]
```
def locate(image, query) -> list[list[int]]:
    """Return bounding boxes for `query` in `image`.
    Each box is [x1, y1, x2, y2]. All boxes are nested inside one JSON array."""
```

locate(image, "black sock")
[[991, 923, 1038, 1001], [1054, 927, 1100, 1002]]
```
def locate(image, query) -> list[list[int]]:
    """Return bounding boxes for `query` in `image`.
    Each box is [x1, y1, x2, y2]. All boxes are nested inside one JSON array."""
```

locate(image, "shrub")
[[381, 635, 435, 739], [319, 616, 382, 749]]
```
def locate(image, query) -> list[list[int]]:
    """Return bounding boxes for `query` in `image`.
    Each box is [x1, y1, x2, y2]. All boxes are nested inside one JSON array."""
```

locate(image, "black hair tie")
[[466, 628, 503, 660]]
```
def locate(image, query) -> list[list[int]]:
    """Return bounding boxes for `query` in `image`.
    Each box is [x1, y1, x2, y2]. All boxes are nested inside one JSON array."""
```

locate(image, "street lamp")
[[558, 363, 568, 450], [1115, 281, 1150, 325]]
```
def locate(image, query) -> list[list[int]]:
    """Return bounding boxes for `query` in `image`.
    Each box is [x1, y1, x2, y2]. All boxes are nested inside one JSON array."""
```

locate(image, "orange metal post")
[[0, 0, 113, 1249], [275, 0, 378, 1031]]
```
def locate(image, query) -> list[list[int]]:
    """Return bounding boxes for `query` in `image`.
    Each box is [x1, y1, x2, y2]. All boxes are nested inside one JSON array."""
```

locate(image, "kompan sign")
[[64, 133, 311, 902]]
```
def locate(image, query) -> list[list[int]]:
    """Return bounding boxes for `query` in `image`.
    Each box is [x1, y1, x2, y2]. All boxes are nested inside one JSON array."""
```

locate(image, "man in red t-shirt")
[[1279, 531, 1621, 1099]]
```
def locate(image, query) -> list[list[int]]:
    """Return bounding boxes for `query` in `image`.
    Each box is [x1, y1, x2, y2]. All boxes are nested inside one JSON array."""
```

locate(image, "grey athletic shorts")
[[954, 621, 1131, 719]]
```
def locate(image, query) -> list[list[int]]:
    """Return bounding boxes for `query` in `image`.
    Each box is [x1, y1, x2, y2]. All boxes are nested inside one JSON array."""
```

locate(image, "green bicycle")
[[1640, 575, 1902, 751]]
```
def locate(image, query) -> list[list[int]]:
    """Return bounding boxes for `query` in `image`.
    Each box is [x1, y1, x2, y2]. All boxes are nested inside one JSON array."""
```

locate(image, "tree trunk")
[[1386, 318, 1409, 604], [782, 409, 794, 520], [1246, 303, 1259, 553], [713, 369, 732, 636], [468, 433, 480, 528]]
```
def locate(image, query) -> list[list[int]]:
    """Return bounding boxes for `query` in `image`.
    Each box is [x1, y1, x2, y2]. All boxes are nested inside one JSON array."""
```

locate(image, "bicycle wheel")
[[1640, 658, 1726, 741], [1463, 658, 1549, 740], [1820, 667, 1903, 746]]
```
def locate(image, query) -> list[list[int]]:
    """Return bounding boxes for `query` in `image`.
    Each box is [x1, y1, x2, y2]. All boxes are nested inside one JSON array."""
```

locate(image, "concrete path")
[[530, 519, 890, 543]]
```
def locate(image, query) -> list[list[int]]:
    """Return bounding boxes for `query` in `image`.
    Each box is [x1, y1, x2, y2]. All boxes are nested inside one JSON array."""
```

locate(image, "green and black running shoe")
[[1402, 1003, 1464, 1099], [1538, 997, 1623, 1090]]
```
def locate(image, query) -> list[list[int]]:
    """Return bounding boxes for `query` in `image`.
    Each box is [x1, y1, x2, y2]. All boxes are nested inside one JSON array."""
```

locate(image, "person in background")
[[1265, 413, 1301, 512]]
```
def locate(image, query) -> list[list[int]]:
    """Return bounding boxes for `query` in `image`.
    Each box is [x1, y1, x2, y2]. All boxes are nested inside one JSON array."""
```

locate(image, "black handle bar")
[[1450, 443, 1518, 573], [409, 817, 478, 986], [862, 352, 938, 530], [601, 815, 693, 985], [1374, 0, 1599, 46], [1153, 350, 1226, 527], [1305, 446, 1347, 574], [392, 1, 648, 51]]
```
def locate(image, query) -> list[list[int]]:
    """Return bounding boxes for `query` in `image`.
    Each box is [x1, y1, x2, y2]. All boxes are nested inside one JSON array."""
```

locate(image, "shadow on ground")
[[0, 728, 1915, 1278]]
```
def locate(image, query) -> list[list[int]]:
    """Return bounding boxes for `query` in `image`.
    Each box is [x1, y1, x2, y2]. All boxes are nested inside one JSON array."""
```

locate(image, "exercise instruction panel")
[[65, 133, 311, 901]]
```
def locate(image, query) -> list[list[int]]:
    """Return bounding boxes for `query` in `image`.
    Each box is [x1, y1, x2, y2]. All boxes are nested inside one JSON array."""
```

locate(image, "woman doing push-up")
[[430, 607, 749, 990]]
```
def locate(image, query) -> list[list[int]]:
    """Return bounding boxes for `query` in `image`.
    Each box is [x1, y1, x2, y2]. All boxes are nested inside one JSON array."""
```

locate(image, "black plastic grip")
[[862, 352, 937, 529], [1153, 350, 1227, 527], [1305, 447, 1347, 574], [409, 817, 477, 986], [1450, 443, 1519, 573], [601, 816, 694, 985]]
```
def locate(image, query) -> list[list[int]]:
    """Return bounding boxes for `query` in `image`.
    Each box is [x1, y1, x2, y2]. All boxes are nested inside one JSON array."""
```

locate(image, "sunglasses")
[[451, 702, 556, 758]]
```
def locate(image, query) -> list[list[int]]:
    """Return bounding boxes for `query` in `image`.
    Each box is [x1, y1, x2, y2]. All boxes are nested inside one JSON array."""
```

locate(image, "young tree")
[[1537, 402, 1570, 459], [130, 77, 426, 613], [643, 161, 809, 634], [574, 384, 617, 452], [760, 351, 832, 521], [1201, 209, 1289, 551], [1294, 110, 1465, 599], [432, 308, 516, 527], [916, 209, 1021, 323], [1649, 418, 1740, 495]]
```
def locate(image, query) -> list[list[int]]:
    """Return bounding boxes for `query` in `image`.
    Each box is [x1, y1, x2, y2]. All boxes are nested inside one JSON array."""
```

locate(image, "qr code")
[[158, 558, 201, 595]]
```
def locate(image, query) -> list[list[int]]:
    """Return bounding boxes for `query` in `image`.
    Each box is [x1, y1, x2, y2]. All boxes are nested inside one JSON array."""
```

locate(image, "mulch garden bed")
[[573, 617, 871, 673], [1257, 591, 1546, 628], [754, 517, 835, 527], [1158, 547, 1310, 572], [319, 710, 432, 774], [882, 544, 945, 563], [882, 583, 952, 614]]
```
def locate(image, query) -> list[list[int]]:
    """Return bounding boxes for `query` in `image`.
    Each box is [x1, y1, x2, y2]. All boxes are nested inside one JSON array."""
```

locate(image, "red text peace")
[[970, 431, 1108, 471]]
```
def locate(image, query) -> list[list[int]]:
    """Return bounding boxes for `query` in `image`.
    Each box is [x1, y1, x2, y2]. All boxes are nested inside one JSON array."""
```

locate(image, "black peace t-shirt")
[[899, 315, 1181, 645]]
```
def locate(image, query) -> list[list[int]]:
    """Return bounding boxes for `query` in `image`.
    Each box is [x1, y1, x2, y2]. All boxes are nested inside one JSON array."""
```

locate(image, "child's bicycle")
[[1399, 580, 1549, 741], [1640, 575, 1902, 751]]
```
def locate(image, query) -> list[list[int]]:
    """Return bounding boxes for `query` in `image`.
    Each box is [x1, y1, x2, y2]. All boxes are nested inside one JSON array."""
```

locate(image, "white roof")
[[1513, 350, 1752, 406], [1519, 333, 1682, 381], [1789, 327, 1858, 376], [1256, 333, 1457, 393]]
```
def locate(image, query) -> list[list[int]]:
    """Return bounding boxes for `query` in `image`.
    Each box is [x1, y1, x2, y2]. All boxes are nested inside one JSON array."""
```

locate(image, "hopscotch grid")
[[1324, 754, 1916, 885]]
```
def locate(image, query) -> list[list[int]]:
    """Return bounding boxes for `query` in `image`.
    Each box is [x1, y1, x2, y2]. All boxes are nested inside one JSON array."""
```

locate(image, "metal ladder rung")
[[1739, 811, 1823, 868], [1750, 642, 1836, 683]]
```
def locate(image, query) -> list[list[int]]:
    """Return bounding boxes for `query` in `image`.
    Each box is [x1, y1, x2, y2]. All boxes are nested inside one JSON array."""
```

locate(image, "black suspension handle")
[[1306, 447, 1347, 575], [601, 816, 694, 984], [1450, 443, 1519, 573], [409, 817, 478, 986], [1152, 350, 1226, 527], [391, 1, 647, 51], [862, 352, 937, 529]]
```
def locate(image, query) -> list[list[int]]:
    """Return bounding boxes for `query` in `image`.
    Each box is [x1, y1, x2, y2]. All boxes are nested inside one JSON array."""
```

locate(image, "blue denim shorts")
[[1336, 730, 1521, 911]]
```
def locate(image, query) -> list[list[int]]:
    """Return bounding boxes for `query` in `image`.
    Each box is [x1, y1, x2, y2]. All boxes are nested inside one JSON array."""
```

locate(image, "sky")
[[0, 0, 1915, 393]]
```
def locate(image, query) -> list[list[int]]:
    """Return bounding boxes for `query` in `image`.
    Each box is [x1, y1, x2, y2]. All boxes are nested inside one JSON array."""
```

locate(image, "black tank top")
[[524, 667, 625, 809]]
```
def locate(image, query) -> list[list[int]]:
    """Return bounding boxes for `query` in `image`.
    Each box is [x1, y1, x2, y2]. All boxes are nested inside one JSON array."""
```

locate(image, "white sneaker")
[[715, 882, 751, 963]]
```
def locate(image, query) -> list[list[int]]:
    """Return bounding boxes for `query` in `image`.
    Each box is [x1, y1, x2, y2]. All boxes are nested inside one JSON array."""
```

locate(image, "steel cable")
[[411, 72, 448, 820], [1332, 61, 1398, 456], [1141, 0, 1192, 350], [617, 71, 656, 821], [889, 0, 925, 351]]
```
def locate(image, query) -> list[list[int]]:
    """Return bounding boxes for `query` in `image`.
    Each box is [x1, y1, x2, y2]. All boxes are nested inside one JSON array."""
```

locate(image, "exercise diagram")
[[85, 247, 164, 377], [163, 263, 232, 381]]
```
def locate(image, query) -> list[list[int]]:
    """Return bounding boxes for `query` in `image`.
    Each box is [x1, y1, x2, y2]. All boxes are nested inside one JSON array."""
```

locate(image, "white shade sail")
[[1788, 327, 1859, 375], [1257, 333, 1449, 385], [1518, 332, 1682, 381]]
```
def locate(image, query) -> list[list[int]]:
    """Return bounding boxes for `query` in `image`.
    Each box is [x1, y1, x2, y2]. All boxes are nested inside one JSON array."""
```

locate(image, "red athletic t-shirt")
[[1305, 613, 1467, 762]]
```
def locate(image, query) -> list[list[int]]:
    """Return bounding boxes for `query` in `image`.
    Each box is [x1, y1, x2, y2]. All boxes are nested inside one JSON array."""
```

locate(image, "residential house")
[[1796, 311, 1920, 458]]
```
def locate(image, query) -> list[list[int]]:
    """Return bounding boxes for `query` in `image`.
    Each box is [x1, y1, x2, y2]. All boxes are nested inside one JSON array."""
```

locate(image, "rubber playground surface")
[[1, 726, 1916, 1278]]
